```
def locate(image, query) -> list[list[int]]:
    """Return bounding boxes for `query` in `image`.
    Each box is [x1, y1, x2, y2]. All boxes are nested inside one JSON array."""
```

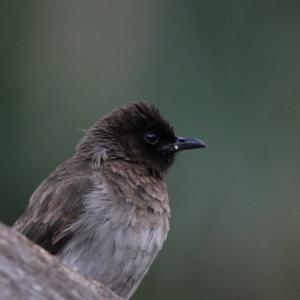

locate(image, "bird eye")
[[144, 131, 159, 145]]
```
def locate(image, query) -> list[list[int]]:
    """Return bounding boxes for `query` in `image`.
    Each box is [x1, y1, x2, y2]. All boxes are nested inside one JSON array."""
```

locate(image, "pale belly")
[[58, 216, 168, 299]]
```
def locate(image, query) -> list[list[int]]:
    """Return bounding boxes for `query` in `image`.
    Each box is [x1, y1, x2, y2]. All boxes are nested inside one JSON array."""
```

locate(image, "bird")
[[14, 101, 206, 299]]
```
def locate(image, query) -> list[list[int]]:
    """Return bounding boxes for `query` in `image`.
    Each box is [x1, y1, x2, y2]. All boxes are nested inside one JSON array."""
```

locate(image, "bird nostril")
[[177, 137, 185, 143]]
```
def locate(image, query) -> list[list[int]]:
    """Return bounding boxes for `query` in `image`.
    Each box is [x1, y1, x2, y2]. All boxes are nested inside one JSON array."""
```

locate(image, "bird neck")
[[101, 160, 170, 216]]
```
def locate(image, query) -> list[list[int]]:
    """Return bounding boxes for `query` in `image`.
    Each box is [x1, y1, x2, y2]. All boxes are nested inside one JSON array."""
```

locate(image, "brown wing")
[[14, 158, 93, 255]]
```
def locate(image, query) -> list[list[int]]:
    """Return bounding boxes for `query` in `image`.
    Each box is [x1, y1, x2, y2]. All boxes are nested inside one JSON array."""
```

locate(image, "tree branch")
[[0, 222, 122, 300]]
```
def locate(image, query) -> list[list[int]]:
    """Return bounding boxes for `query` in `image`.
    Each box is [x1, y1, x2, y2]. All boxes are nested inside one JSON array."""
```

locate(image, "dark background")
[[1, 1, 299, 299]]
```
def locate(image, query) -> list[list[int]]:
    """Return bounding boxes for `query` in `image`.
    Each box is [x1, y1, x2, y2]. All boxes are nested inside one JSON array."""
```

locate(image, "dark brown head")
[[77, 101, 205, 177]]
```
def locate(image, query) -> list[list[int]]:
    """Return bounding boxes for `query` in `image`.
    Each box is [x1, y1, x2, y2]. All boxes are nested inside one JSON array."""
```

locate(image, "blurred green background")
[[1, 1, 299, 299]]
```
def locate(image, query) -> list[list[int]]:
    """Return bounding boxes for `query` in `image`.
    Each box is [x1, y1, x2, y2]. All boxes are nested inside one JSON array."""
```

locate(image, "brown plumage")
[[14, 101, 205, 299]]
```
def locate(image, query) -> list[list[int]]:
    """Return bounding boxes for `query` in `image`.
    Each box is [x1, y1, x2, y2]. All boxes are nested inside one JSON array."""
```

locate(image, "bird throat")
[[101, 160, 170, 217]]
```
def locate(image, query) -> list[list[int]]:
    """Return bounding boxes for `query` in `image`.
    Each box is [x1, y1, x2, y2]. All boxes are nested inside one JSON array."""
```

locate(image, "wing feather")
[[14, 158, 93, 254]]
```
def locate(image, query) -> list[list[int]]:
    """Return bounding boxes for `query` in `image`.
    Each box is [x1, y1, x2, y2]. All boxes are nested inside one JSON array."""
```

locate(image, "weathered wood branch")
[[0, 222, 122, 300]]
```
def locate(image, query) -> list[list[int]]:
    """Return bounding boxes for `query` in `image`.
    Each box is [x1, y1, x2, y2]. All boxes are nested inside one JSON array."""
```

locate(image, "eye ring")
[[144, 131, 160, 145]]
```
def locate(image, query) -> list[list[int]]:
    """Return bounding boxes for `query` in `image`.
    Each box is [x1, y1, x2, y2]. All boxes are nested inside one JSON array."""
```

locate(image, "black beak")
[[160, 136, 206, 155]]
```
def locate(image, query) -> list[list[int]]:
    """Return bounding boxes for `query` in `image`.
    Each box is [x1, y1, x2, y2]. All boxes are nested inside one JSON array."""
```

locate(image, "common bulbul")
[[14, 101, 205, 299]]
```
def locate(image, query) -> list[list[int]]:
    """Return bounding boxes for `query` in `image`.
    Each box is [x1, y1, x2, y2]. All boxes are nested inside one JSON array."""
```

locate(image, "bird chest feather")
[[58, 168, 170, 299]]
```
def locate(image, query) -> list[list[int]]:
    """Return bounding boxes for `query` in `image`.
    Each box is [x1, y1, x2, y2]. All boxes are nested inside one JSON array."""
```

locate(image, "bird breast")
[[58, 165, 170, 299]]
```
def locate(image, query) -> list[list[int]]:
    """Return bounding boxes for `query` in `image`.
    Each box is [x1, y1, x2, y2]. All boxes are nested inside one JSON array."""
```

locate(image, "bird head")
[[77, 101, 205, 177]]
